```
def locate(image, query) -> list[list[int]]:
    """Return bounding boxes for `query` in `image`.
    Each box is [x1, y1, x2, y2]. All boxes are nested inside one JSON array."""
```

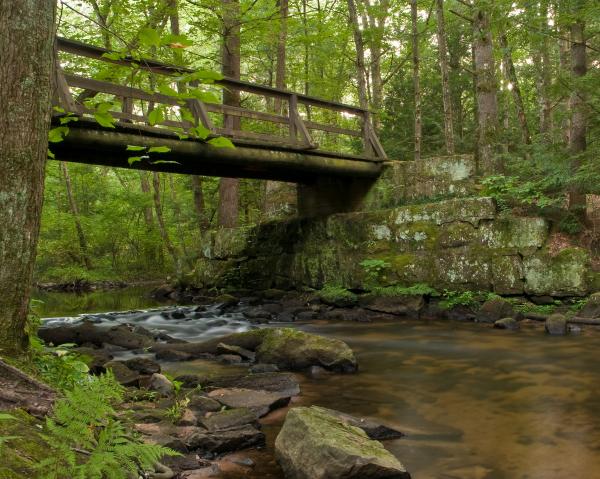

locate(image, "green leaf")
[[186, 70, 224, 83], [53, 106, 66, 113], [127, 156, 148, 165], [151, 160, 180, 165], [207, 136, 235, 148], [189, 89, 220, 104], [126, 145, 147, 151], [48, 127, 69, 143], [47, 149, 55, 159], [101, 52, 124, 61], [139, 28, 161, 48], [162, 33, 194, 48], [190, 125, 210, 140], [148, 146, 171, 153], [59, 115, 78, 125], [94, 111, 116, 128], [148, 108, 165, 126], [157, 84, 180, 97], [0, 413, 16, 421]]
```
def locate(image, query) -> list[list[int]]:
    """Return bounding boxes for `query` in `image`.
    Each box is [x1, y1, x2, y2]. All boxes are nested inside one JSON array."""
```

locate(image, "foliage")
[[37, 372, 179, 479], [0, 414, 18, 454], [370, 283, 439, 297], [438, 290, 481, 310], [359, 259, 391, 286], [318, 284, 358, 304]]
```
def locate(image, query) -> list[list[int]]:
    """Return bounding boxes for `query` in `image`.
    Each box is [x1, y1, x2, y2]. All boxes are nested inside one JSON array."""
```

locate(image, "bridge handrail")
[[55, 37, 387, 160]]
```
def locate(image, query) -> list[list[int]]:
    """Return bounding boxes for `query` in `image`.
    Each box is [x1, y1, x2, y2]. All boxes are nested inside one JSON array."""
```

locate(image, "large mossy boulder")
[[152, 328, 358, 372], [275, 406, 410, 479]]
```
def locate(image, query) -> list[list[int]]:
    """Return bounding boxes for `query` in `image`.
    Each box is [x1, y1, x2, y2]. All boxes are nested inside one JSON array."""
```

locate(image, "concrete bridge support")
[[297, 176, 377, 217]]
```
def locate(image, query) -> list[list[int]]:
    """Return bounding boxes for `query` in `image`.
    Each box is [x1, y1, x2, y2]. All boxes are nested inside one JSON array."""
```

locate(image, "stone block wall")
[[195, 197, 592, 297]]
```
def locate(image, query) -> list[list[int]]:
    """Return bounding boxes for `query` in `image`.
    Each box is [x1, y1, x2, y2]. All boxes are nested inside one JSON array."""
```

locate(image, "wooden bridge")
[[51, 37, 386, 190]]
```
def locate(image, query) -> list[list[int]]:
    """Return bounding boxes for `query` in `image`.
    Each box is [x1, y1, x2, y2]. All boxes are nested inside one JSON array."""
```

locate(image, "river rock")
[[218, 354, 243, 365], [208, 388, 291, 417], [156, 349, 194, 361], [243, 307, 272, 322], [181, 424, 265, 453], [150, 373, 174, 396], [476, 298, 516, 323], [125, 356, 161, 375], [75, 346, 113, 373], [576, 292, 600, 318], [316, 407, 404, 440], [152, 328, 358, 372], [360, 295, 424, 317], [200, 408, 258, 431], [175, 374, 209, 388], [249, 363, 279, 374], [103, 361, 140, 386], [275, 406, 411, 479], [545, 314, 567, 335], [208, 372, 300, 398], [177, 409, 200, 427], [39, 321, 155, 350], [188, 395, 223, 414], [493, 318, 520, 330], [217, 343, 256, 361]]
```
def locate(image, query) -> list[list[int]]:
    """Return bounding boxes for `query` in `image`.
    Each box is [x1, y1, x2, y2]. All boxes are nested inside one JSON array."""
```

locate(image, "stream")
[[34, 288, 600, 479]]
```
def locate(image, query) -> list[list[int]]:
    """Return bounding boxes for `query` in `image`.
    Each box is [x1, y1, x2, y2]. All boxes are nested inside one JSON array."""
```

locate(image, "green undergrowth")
[[318, 284, 358, 305]]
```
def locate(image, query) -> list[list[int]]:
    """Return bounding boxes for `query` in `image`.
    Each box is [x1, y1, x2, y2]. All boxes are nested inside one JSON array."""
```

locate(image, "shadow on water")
[[38, 289, 600, 479]]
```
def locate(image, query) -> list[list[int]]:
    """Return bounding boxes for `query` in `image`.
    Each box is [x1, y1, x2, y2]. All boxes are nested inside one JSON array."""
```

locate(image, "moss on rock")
[[524, 248, 590, 297]]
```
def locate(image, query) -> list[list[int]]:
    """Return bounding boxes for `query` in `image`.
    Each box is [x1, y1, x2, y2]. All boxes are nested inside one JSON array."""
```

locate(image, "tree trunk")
[[499, 34, 531, 145], [191, 176, 208, 231], [435, 0, 455, 154], [139, 171, 154, 226], [60, 162, 93, 270], [347, 0, 370, 111], [558, 26, 571, 145], [364, 0, 388, 131], [273, 0, 288, 113], [152, 173, 180, 273], [569, 20, 586, 156], [411, 0, 422, 161], [536, 0, 552, 136], [218, 0, 240, 228], [472, 3, 499, 174], [0, 0, 56, 354]]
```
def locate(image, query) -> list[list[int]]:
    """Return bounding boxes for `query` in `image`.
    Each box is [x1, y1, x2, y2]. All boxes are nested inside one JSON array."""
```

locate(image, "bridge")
[[51, 38, 387, 215]]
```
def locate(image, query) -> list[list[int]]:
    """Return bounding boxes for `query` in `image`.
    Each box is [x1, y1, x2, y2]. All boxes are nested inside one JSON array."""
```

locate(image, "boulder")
[[275, 406, 411, 479], [177, 409, 200, 427], [181, 425, 265, 453], [103, 361, 140, 386], [124, 357, 161, 375], [475, 298, 516, 323], [243, 307, 272, 322], [493, 318, 520, 330], [545, 314, 567, 335], [208, 388, 291, 417], [156, 349, 194, 362], [175, 374, 209, 388], [360, 295, 424, 318], [75, 347, 113, 373], [150, 373, 174, 396], [152, 328, 358, 372], [200, 408, 258, 431]]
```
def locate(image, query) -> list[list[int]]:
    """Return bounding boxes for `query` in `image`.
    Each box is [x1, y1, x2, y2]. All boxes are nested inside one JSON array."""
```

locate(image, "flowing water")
[[36, 288, 600, 479]]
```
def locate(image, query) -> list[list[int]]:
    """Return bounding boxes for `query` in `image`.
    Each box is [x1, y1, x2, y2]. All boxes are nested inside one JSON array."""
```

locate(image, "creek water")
[[35, 288, 600, 479]]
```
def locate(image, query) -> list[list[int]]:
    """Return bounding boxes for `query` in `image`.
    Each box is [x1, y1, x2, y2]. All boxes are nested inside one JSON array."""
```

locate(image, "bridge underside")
[[51, 120, 383, 216], [51, 119, 382, 184]]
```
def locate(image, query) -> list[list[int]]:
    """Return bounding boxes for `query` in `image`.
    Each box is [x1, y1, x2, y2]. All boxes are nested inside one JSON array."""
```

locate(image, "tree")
[[411, 0, 422, 161], [218, 0, 241, 228], [0, 0, 56, 354], [435, 0, 455, 154]]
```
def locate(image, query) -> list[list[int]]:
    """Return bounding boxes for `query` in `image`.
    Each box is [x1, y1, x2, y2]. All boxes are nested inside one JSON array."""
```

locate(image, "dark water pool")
[[37, 288, 600, 479]]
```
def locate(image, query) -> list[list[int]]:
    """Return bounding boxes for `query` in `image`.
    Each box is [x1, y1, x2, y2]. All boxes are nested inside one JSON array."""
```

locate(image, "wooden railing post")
[[289, 94, 298, 143], [290, 94, 315, 149], [121, 96, 133, 123]]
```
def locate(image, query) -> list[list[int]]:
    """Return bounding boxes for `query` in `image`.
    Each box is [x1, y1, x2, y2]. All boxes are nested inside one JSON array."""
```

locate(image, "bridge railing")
[[55, 37, 386, 161]]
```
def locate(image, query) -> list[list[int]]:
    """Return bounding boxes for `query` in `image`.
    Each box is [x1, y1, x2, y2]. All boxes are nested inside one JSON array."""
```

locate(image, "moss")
[[524, 247, 590, 296], [369, 283, 439, 297], [318, 284, 358, 307], [0, 409, 50, 479]]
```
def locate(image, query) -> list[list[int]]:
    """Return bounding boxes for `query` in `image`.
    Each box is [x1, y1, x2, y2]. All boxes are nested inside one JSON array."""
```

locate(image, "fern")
[[36, 372, 179, 479]]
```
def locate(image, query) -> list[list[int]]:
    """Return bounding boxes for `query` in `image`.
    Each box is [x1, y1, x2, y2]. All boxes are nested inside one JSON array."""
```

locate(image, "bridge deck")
[[51, 37, 386, 183]]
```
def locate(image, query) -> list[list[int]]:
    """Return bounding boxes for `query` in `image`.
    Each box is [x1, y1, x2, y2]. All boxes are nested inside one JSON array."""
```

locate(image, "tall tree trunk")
[[499, 34, 531, 145], [569, 20, 587, 156], [347, 0, 369, 111], [411, 0, 422, 161], [536, 0, 552, 136], [435, 0, 455, 154], [139, 171, 154, 226], [364, 0, 388, 132], [152, 173, 180, 274], [218, 0, 240, 228], [60, 162, 93, 270], [472, 3, 499, 174], [0, 0, 56, 354]]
